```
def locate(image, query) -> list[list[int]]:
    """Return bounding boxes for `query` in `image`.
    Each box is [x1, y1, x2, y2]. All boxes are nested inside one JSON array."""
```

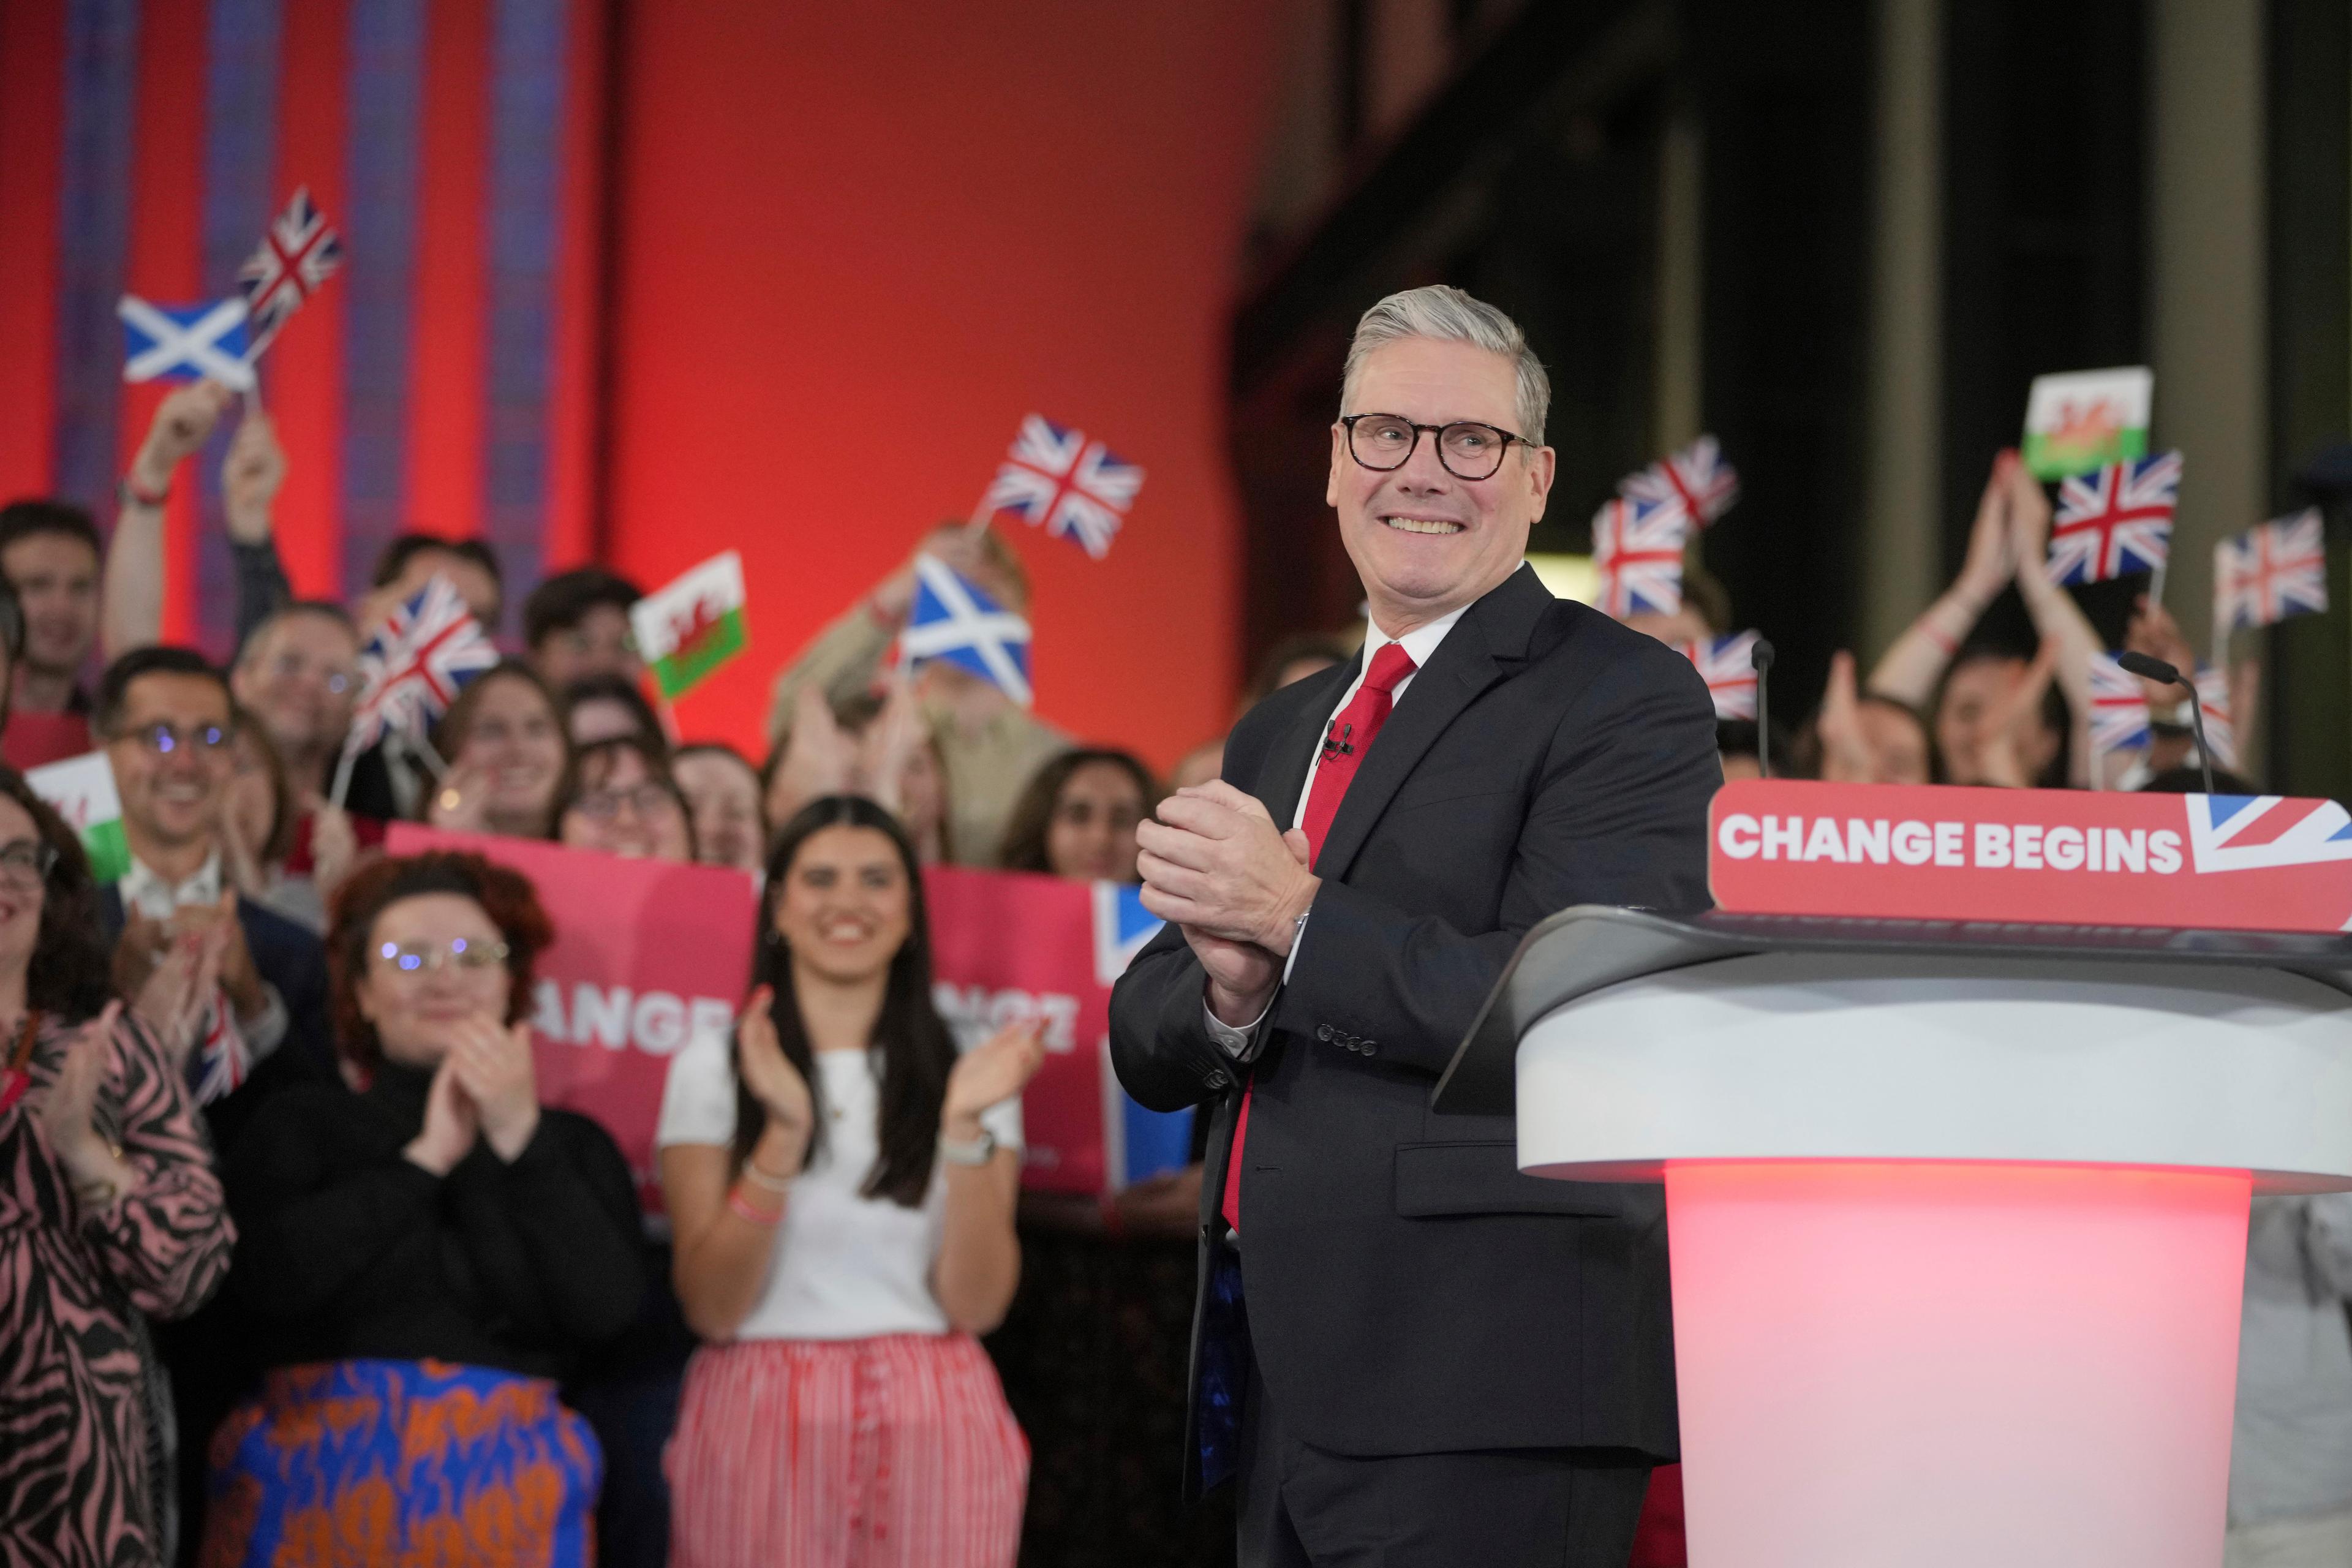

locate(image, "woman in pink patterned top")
[[0, 767, 234, 1567]]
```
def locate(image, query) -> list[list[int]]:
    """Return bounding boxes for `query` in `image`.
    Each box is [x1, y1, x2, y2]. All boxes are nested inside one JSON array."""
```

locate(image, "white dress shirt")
[[1204, 605, 1472, 1057], [118, 849, 288, 1060]]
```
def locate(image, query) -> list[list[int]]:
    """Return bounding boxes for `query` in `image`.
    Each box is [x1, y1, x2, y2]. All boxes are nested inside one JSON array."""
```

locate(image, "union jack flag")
[[1676, 631, 1760, 719], [1619, 434, 1740, 527], [1591, 496, 1689, 619], [347, 575, 499, 750], [236, 187, 343, 352], [2086, 652, 2152, 755], [2185, 793, 2352, 875], [2215, 509, 2329, 634], [2046, 452, 2179, 585], [189, 994, 250, 1106], [980, 415, 1144, 559], [2195, 663, 2239, 771]]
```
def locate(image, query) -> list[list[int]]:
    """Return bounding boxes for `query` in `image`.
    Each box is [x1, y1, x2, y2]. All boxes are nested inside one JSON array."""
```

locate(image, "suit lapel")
[[1254, 662, 1351, 830], [1313, 565, 1551, 884]]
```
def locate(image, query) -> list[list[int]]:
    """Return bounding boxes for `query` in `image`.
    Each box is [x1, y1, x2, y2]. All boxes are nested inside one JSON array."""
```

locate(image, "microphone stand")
[[2116, 650, 2215, 794], [1751, 638, 1777, 778]]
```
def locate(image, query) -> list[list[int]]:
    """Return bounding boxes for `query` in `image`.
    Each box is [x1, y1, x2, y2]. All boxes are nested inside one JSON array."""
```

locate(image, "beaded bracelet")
[[726, 1188, 781, 1227]]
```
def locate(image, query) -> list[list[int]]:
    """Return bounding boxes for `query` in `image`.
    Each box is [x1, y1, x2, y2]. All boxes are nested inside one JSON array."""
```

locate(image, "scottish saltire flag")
[[2195, 663, 2239, 771], [1091, 881, 1191, 1188], [901, 553, 1033, 706], [238, 187, 343, 352], [1591, 496, 1689, 619], [2215, 510, 2329, 634], [981, 415, 1145, 559], [2087, 652, 2152, 756], [2047, 452, 2180, 585], [348, 575, 499, 750], [2185, 794, 2352, 875], [119, 295, 255, 391], [1676, 631, 1760, 719], [1620, 434, 1739, 527]]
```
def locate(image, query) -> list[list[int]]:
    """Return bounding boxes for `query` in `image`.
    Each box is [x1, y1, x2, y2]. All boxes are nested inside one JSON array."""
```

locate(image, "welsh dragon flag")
[[631, 551, 748, 701], [25, 752, 130, 883]]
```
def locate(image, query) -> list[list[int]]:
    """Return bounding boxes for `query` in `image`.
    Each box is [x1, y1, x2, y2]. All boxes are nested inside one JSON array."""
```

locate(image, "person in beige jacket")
[[767, 524, 1068, 869]]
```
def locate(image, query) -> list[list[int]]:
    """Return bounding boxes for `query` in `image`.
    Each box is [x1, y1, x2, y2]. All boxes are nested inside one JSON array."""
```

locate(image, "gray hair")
[[1340, 284, 1550, 447]]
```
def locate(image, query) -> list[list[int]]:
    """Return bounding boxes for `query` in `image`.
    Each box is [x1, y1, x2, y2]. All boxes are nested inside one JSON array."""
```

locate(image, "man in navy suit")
[[1112, 286, 1718, 1566]]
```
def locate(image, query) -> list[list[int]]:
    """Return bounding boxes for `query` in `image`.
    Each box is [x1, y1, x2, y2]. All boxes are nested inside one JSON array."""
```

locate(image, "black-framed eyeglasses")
[[573, 782, 681, 823], [1340, 413, 1529, 481], [113, 720, 234, 758], [0, 838, 58, 890]]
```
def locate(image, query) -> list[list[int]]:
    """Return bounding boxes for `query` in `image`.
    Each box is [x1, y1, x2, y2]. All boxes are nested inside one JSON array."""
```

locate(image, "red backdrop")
[[0, 0, 1275, 770], [603, 0, 1275, 765]]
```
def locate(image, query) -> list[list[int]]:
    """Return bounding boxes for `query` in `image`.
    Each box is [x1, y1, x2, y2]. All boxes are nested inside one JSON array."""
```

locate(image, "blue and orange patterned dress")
[[201, 1063, 644, 1567], [0, 1012, 235, 1568]]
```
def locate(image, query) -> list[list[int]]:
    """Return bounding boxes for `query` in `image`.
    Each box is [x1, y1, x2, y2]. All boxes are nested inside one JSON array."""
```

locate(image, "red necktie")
[[1221, 641, 1419, 1235]]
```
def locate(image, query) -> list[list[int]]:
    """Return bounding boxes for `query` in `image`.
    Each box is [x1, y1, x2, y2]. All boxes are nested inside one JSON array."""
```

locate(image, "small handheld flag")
[[1621, 435, 1740, 528], [23, 752, 131, 883], [2022, 366, 2153, 480], [1677, 631, 1762, 719], [901, 554, 1033, 706], [1591, 496, 1689, 619], [2046, 451, 2180, 586], [347, 574, 500, 752], [2215, 509, 2329, 643], [978, 415, 1144, 559], [119, 295, 254, 391], [238, 187, 343, 353], [2087, 652, 2152, 758], [632, 551, 748, 702]]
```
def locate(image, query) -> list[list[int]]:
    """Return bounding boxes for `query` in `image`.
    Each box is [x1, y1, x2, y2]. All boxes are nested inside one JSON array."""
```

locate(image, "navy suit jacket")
[[1109, 565, 1720, 1494], [99, 883, 337, 1153]]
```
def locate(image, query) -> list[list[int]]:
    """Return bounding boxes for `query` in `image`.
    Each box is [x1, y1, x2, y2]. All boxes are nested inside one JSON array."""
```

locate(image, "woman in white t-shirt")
[[657, 794, 1045, 1568]]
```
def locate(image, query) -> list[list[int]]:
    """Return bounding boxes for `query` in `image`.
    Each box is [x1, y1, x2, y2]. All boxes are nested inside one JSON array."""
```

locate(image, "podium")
[[1433, 907, 2352, 1568]]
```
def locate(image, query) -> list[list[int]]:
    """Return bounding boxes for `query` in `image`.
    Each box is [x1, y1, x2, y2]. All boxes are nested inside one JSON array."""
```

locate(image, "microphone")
[[2116, 650, 2215, 795], [1751, 638, 1776, 778]]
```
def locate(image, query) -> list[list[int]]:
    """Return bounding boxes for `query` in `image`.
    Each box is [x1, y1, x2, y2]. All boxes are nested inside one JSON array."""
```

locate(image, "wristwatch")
[[938, 1128, 998, 1166]]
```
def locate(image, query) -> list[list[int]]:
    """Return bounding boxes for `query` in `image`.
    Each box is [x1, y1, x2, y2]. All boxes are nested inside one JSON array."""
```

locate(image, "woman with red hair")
[[202, 851, 644, 1567]]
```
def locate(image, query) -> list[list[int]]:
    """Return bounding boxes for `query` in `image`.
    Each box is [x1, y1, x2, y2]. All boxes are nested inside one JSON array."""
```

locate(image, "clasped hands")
[[1135, 781, 1319, 1027]]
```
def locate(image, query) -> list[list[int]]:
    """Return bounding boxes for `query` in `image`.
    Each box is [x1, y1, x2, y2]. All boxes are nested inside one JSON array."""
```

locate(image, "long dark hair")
[[736, 795, 957, 1207], [997, 747, 1159, 876], [0, 768, 112, 1021]]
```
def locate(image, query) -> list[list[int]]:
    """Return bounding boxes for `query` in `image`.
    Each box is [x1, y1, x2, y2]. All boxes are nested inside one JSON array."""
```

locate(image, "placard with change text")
[[1709, 779, 2352, 933]]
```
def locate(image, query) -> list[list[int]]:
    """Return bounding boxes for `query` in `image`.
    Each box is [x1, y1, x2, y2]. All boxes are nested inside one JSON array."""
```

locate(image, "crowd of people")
[[0, 346, 2334, 1568]]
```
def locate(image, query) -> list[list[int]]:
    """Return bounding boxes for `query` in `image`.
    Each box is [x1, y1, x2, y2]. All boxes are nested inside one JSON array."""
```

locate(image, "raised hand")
[[128, 382, 235, 496], [2125, 595, 2199, 707], [309, 802, 361, 907], [1814, 651, 1877, 783], [735, 986, 813, 1166], [856, 673, 927, 816], [1137, 780, 1318, 954], [941, 1018, 1046, 1140], [127, 924, 224, 1066], [221, 404, 288, 544], [426, 762, 494, 835], [404, 1053, 481, 1175], [1959, 451, 2019, 600], [767, 683, 860, 824], [167, 892, 264, 1022], [1975, 637, 2060, 790], [448, 1017, 539, 1162]]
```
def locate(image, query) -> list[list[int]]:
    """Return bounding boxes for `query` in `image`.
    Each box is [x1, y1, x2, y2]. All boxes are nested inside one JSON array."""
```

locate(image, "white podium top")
[[1517, 949, 2352, 1194]]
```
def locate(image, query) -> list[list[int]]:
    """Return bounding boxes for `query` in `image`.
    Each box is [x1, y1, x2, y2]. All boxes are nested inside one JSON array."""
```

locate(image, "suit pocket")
[[1392, 1140, 1629, 1218]]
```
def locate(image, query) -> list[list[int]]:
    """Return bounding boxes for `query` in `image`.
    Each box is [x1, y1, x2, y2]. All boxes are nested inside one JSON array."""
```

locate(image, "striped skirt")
[[200, 1358, 601, 1567], [666, 1332, 1027, 1568]]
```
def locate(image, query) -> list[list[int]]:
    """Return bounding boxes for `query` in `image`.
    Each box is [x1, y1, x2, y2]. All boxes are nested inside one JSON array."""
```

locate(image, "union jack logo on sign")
[[1619, 434, 1740, 527], [2086, 652, 2152, 756], [348, 575, 499, 750], [981, 415, 1145, 559], [2185, 794, 2352, 875], [1676, 631, 1760, 719], [236, 187, 343, 351], [2046, 452, 2179, 585], [1591, 496, 1689, 619], [2215, 509, 2329, 634]]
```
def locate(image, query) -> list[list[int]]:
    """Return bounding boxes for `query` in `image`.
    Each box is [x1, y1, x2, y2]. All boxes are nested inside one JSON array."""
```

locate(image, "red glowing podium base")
[[1433, 908, 2352, 1568]]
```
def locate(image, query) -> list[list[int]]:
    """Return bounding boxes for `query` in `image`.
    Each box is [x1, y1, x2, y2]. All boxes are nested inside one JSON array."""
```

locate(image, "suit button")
[[1316, 1025, 1333, 1042], [1360, 1041, 1378, 1057], [1205, 1069, 1232, 1090]]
